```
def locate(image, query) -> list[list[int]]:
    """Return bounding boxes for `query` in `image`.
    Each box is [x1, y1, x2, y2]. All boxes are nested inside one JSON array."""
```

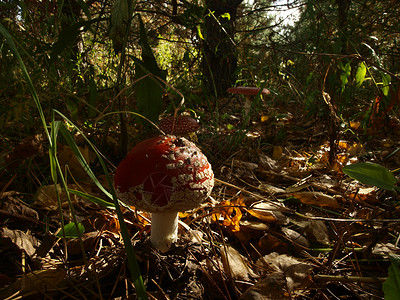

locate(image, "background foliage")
[[1, 0, 400, 298]]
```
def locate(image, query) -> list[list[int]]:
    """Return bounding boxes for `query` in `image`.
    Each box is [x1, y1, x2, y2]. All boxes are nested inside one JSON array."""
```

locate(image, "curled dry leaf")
[[0, 194, 39, 222], [212, 199, 245, 232], [372, 243, 400, 256], [292, 218, 330, 245], [0, 269, 66, 299], [290, 191, 341, 208], [347, 187, 379, 203], [281, 227, 310, 248], [66, 231, 100, 255], [258, 234, 288, 254], [34, 184, 67, 210], [256, 252, 313, 292], [258, 183, 285, 195], [0, 227, 40, 257], [257, 152, 280, 171], [5, 134, 44, 169], [34, 184, 98, 212], [220, 245, 257, 281], [247, 202, 289, 224], [57, 143, 94, 179], [239, 272, 289, 300], [240, 220, 269, 231], [272, 146, 283, 160]]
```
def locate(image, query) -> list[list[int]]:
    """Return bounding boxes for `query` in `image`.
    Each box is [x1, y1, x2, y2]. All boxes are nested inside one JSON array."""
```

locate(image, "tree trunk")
[[202, 0, 242, 97]]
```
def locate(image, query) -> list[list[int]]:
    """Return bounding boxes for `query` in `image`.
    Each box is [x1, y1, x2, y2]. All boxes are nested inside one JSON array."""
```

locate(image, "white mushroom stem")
[[244, 95, 252, 117], [150, 211, 179, 252]]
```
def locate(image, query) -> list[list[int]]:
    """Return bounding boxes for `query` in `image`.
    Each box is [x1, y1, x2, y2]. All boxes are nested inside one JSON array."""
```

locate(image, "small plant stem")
[[314, 274, 386, 284]]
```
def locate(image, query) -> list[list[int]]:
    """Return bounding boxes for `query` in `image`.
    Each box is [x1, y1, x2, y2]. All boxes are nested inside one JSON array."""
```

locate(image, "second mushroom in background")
[[227, 86, 270, 120]]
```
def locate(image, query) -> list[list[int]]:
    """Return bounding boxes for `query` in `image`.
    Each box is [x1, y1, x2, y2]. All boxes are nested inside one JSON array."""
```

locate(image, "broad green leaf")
[[343, 162, 397, 191], [56, 222, 85, 238], [355, 62, 367, 87], [383, 255, 400, 300]]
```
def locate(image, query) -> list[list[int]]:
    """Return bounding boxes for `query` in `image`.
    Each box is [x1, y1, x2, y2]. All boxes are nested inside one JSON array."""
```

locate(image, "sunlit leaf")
[[213, 200, 243, 232], [291, 192, 340, 208], [220, 12, 231, 20], [197, 24, 204, 40], [355, 62, 367, 87], [247, 202, 289, 224], [343, 162, 397, 191], [57, 222, 85, 239], [382, 73, 391, 96], [340, 61, 352, 92]]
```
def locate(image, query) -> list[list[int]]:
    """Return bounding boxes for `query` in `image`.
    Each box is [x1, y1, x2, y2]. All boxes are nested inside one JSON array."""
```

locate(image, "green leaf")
[[383, 255, 400, 299], [382, 73, 391, 96], [197, 24, 204, 40], [355, 62, 367, 87], [220, 12, 231, 20], [68, 189, 115, 209], [56, 222, 85, 238], [342, 162, 397, 191], [339, 61, 352, 92]]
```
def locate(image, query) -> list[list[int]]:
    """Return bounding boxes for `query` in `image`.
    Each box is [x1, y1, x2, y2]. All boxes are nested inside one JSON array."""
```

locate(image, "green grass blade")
[[68, 189, 115, 209], [54, 111, 148, 299]]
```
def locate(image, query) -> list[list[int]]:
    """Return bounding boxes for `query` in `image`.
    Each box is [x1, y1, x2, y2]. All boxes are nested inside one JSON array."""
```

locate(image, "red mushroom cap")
[[114, 135, 214, 213], [158, 115, 200, 135], [227, 86, 270, 96]]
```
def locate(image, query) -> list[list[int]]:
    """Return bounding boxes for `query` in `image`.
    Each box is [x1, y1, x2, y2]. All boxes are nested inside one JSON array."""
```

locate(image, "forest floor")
[[1, 98, 400, 299]]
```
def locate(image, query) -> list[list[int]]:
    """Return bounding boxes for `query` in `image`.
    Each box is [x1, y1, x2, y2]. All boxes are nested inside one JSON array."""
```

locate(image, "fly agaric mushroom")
[[227, 86, 270, 118], [158, 115, 200, 135], [114, 135, 214, 252]]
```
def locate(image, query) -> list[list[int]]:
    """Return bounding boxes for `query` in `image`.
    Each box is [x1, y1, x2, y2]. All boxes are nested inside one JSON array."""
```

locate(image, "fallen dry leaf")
[[292, 218, 330, 245], [0, 227, 40, 257], [0, 269, 66, 299], [212, 199, 244, 232], [0, 194, 39, 222], [258, 183, 285, 195], [290, 191, 341, 208], [256, 252, 313, 292], [247, 202, 289, 224], [347, 187, 379, 203], [57, 143, 93, 179], [281, 227, 310, 248], [220, 245, 256, 281], [240, 272, 289, 300]]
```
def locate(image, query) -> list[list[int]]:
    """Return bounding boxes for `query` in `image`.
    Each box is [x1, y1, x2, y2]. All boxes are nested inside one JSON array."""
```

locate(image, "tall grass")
[[0, 23, 148, 299]]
